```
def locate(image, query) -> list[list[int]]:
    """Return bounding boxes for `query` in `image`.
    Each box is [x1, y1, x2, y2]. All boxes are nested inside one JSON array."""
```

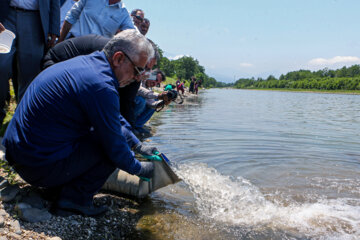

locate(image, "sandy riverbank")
[[0, 137, 148, 240]]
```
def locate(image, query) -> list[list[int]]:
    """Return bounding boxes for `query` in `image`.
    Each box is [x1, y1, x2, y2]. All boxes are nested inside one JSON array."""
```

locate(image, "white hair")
[[103, 29, 154, 63]]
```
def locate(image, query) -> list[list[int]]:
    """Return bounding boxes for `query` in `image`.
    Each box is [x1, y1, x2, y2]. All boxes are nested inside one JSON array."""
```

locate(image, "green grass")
[[0, 81, 16, 137], [163, 76, 191, 88], [163, 76, 177, 86], [0, 159, 17, 184]]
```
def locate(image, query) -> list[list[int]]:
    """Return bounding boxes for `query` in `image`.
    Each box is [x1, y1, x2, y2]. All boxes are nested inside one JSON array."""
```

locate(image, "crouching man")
[[2, 30, 155, 217]]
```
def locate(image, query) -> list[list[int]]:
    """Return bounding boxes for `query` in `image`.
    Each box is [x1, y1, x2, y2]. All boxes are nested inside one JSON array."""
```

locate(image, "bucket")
[[102, 153, 181, 198], [0, 30, 15, 54]]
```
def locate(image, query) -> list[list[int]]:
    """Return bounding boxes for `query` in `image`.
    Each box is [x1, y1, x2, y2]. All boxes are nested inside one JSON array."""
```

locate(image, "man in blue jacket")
[[0, 0, 60, 128], [3, 30, 155, 216]]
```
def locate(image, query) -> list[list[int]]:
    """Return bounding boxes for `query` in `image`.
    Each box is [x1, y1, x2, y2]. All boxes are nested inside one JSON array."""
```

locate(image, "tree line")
[[234, 65, 360, 91], [156, 47, 227, 88]]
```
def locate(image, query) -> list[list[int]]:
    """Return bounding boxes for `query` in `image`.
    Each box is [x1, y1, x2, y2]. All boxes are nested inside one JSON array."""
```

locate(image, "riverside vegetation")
[[233, 65, 360, 93], [156, 47, 227, 88]]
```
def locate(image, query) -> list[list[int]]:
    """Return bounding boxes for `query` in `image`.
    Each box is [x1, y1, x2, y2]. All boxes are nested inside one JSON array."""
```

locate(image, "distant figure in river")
[[176, 77, 185, 95], [189, 76, 196, 94], [194, 80, 199, 95]]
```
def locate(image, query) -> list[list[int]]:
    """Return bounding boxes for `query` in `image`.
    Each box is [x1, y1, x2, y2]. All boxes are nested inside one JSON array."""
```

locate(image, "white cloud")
[[168, 54, 189, 60], [239, 62, 254, 68], [308, 56, 360, 66]]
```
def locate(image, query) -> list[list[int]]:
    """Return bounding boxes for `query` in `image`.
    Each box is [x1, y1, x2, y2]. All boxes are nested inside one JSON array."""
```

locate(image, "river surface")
[[138, 89, 360, 240]]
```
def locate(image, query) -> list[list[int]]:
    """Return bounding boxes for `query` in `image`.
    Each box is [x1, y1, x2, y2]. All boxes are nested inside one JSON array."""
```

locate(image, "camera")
[[156, 90, 182, 111], [166, 90, 178, 101]]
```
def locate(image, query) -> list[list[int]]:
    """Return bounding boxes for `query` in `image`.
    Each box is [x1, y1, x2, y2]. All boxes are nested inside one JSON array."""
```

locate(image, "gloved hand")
[[134, 143, 162, 161], [136, 161, 155, 179], [134, 143, 159, 156]]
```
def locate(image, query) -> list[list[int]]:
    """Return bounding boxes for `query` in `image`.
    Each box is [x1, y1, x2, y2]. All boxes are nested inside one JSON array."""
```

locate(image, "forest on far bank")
[[233, 65, 360, 91], [156, 47, 228, 88]]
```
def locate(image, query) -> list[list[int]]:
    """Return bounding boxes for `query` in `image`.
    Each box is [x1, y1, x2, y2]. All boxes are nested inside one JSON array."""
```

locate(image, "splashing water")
[[175, 163, 360, 239]]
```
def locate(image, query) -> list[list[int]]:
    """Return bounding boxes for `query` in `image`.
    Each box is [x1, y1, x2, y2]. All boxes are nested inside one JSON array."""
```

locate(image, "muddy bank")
[[0, 140, 152, 240]]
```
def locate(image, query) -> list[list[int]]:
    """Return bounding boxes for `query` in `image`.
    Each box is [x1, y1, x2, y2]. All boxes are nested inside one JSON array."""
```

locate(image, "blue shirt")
[[65, 0, 134, 38], [3, 51, 141, 175], [60, 0, 76, 28], [10, 0, 39, 10]]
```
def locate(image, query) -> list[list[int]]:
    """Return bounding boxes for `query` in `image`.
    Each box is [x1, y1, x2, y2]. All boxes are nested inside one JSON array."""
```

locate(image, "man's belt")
[[10, 6, 39, 12]]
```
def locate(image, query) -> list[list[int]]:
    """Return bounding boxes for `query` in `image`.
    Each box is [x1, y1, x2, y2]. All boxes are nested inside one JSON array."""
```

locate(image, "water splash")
[[175, 163, 360, 239]]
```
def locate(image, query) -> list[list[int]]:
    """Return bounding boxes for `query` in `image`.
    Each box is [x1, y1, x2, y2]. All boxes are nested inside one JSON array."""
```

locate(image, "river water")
[[138, 89, 360, 240]]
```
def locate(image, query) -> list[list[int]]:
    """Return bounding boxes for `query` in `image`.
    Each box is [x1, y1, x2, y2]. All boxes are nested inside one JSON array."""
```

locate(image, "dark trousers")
[[133, 96, 156, 128], [7, 137, 116, 206], [0, 8, 45, 125]]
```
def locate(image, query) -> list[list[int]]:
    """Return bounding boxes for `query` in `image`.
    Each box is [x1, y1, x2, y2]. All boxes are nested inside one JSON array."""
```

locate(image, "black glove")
[[134, 143, 159, 156], [136, 161, 155, 179]]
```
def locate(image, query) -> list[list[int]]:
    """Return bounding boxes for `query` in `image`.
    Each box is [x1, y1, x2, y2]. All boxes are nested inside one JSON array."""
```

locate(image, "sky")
[[125, 0, 360, 83]]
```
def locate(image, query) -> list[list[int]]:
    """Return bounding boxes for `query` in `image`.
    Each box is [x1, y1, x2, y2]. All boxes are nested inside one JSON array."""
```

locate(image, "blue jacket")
[[0, 0, 60, 40], [3, 51, 141, 175]]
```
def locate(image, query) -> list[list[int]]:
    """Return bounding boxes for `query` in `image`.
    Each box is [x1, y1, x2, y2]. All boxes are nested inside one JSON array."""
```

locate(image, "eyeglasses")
[[122, 52, 146, 77], [134, 15, 144, 22]]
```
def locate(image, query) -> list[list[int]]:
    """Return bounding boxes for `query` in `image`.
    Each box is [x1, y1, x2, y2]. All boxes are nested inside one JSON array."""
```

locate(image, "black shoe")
[[53, 199, 108, 217], [37, 186, 62, 202]]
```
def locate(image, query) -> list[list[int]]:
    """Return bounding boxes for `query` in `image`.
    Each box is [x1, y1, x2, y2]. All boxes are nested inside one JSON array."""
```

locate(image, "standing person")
[[3, 30, 156, 217], [140, 18, 150, 35], [194, 80, 199, 95], [189, 77, 195, 93], [176, 77, 181, 91], [59, 0, 134, 42], [176, 78, 185, 95], [130, 8, 144, 31], [60, 0, 77, 28], [0, 0, 60, 128]]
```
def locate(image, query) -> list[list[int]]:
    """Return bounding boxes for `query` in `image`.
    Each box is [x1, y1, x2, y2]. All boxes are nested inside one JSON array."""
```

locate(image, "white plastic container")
[[0, 30, 15, 54], [102, 154, 181, 198]]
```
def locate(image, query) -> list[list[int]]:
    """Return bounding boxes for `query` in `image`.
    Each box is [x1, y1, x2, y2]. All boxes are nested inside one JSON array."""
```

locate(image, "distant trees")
[[234, 65, 360, 91], [156, 46, 226, 88]]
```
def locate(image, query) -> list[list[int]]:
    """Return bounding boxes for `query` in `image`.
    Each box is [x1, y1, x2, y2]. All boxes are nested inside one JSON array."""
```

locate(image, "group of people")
[[175, 76, 201, 95], [189, 76, 201, 95], [0, 0, 174, 217]]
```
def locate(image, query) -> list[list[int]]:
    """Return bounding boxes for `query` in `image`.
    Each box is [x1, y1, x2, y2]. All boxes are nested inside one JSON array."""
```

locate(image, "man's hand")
[[47, 34, 58, 49], [0, 23, 5, 33], [134, 143, 158, 156], [136, 161, 154, 179], [58, 20, 72, 43], [158, 91, 171, 105]]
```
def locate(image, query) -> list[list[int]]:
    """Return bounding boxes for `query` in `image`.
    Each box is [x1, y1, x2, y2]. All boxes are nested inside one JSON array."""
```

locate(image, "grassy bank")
[[163, 76, 191, 88], [236, 88, 360, 95], [0, 82, 16, 137]]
